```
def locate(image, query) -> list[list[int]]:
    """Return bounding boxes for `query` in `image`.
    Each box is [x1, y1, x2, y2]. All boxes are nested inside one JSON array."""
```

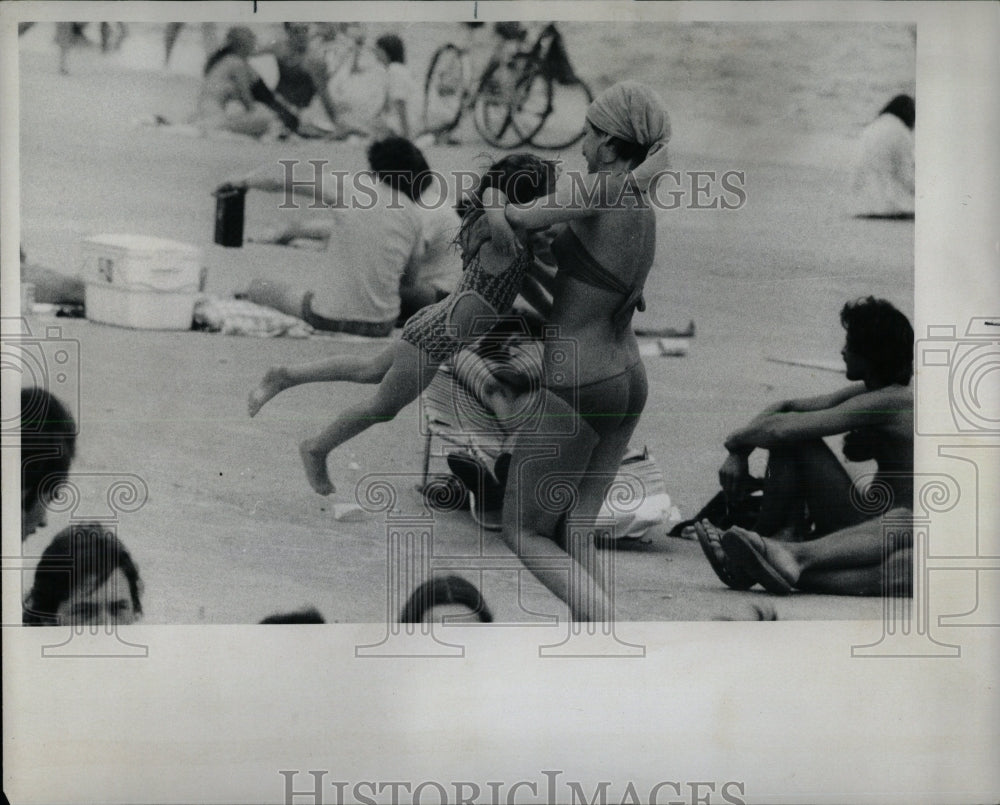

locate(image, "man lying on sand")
[[696, 296, 914, 596]]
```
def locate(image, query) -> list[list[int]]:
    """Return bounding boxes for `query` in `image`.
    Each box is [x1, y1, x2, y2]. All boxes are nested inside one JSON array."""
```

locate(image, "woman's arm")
[[503, 172, 606, 230]]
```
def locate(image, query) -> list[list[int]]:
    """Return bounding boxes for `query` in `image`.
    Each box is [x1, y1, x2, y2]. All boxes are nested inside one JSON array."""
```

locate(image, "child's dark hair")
[[840, 296, 914, 385], [23, 524, 143, 625], [456, 153, 557, 226], [21, 388, 76, 522], [399, 575, 494, 623], [375, 33, 405, 64], [367, 136, 432, 202], [589, 123, 651, 168]]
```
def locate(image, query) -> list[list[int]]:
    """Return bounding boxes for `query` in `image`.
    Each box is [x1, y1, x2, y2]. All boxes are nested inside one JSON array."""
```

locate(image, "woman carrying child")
[[247, 154, 557, 496], [481, 81, 672, 621]]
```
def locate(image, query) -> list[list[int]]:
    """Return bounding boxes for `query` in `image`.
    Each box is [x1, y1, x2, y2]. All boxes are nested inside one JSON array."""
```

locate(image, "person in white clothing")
[[852, 94, 914, 218]]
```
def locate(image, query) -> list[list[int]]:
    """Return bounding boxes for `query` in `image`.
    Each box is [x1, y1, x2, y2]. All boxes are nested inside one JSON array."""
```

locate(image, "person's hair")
[[21, 388, 76, 517], [260, 607, 326, 624], [375, 33, 405, 64], [589, 123, 651, 169], [880, 94, 915, 130], [493, 21, 527, 42], [840, 296, 914, 385], [455, 154, 557, 260], [204, 26, 254, 75], [456, 152, 557, 227], [23, 524, 143, 626], [367, 136, 431, 202], [399, 575, 494, 623]]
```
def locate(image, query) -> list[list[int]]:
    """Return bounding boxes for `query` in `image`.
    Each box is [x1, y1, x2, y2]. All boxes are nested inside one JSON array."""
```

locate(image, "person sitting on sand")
[[230, 136, 432, 338], [21, 388, 77, 542], [696, 296, 913, 595], [246, 153, 556, 496], [23, 523, 143, 626], [852, 94, 915, 219], [399, 575, 494, 624], [187, 26, 303, 139], [255, 23, 361, 140]]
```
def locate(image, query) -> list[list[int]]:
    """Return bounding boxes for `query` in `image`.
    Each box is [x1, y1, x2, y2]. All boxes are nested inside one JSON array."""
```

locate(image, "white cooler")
[[82, 234, 203, 330]]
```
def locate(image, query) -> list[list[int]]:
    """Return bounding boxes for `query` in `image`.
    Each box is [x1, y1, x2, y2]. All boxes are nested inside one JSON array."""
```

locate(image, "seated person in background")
[[852, 94, 915, 218], [259, 607, 326, 624], [23, 524, 143, 626], [234, 136, 429, 337], [398, 185, 463, 324], [21, 388, 76, 541], [256, 22, 362, 139], [697, 296, 913, 594], [188, 26, 301, 139], [371, 34, 414, 139], [399, 575, 494, 624]]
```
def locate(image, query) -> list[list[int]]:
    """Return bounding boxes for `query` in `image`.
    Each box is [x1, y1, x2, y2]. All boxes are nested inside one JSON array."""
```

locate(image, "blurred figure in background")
[[852, 94, 914, 218]]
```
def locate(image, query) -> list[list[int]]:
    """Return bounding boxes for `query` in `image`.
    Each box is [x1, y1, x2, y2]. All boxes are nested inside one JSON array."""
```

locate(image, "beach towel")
[[193, 296, 314, 338]]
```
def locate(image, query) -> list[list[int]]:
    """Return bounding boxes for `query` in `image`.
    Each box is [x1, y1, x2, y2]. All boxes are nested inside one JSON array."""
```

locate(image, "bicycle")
[[422, 22, 593, 150]]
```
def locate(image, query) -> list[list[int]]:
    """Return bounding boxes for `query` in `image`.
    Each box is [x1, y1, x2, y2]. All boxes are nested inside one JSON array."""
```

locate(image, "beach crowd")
[[18, 22, 916, 626]]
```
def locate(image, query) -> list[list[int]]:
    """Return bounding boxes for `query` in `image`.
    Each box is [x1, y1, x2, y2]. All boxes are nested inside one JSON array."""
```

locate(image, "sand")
[[14, 22, 913, 622]]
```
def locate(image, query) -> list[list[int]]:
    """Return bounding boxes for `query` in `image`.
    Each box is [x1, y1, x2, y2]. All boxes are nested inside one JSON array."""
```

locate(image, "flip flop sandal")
[[694, 521, 756, 590], [721, 530, 795, 595]]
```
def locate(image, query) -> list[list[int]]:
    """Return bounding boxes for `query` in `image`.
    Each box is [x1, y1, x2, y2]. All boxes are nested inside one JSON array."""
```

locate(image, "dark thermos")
[[214, 185, 247, 248]]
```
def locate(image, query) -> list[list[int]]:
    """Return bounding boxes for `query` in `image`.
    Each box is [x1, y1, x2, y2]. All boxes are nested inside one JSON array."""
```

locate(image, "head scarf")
[[586, 81, 672, 189]]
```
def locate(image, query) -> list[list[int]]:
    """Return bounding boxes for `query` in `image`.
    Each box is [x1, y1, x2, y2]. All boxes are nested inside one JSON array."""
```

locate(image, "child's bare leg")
[[249, 343, 396, 416], [299, 341, 435, 494]]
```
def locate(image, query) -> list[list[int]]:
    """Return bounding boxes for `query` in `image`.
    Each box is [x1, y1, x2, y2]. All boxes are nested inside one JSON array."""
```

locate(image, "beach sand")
[[15, 22, 914, 623]]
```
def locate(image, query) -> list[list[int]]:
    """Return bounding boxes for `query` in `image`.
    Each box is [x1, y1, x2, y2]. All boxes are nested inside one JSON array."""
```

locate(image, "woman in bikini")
[[247, 154, 557, 496], [482, 81, 673, 621]]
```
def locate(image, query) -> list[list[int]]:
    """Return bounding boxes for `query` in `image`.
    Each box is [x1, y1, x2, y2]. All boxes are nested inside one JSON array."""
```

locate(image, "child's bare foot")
[[299, 440, 335, 495], [249, 367, 291, 417]]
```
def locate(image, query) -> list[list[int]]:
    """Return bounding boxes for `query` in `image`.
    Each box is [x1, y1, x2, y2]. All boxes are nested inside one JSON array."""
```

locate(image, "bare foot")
[[299, 440, 335, 495], [248, 366, 291, 417]]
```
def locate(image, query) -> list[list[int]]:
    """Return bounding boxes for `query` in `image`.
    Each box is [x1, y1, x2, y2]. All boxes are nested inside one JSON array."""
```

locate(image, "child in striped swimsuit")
[[248, 154, 556, 496]]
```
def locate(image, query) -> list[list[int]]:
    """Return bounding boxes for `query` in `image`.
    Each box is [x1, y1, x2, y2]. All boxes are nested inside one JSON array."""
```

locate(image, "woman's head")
[[23, 524, 143, 626], [399, 575, 494, 624], [880, 94, 915, 130], [584, 81, 671, 170], [840, 297, 914, 386], [283, 22, 310, 50], [367, 136, 432, 202], [21, 388, 76, 540], [224, 26, 257, 58], [458, 153, 558, 218], [375, 33, 405, 65]]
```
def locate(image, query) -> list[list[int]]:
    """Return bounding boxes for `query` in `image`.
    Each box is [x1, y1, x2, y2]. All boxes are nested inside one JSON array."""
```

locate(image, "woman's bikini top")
[[551, 225, 646, 332]]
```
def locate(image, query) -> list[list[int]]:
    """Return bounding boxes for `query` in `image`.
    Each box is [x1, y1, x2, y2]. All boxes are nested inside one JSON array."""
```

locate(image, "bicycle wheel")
[[526, 75, 593, 151], [422, 44, 465, 135], [471, 58, 539, 149]]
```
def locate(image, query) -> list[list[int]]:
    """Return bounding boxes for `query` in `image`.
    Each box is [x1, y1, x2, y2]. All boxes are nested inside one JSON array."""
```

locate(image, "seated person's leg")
[[755, 439, 860, 539]]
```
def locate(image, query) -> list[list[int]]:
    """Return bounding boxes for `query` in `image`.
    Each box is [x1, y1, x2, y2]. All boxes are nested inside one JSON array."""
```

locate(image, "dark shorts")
[[550, 361, 648, 440], [301, 292, 395, 338]]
